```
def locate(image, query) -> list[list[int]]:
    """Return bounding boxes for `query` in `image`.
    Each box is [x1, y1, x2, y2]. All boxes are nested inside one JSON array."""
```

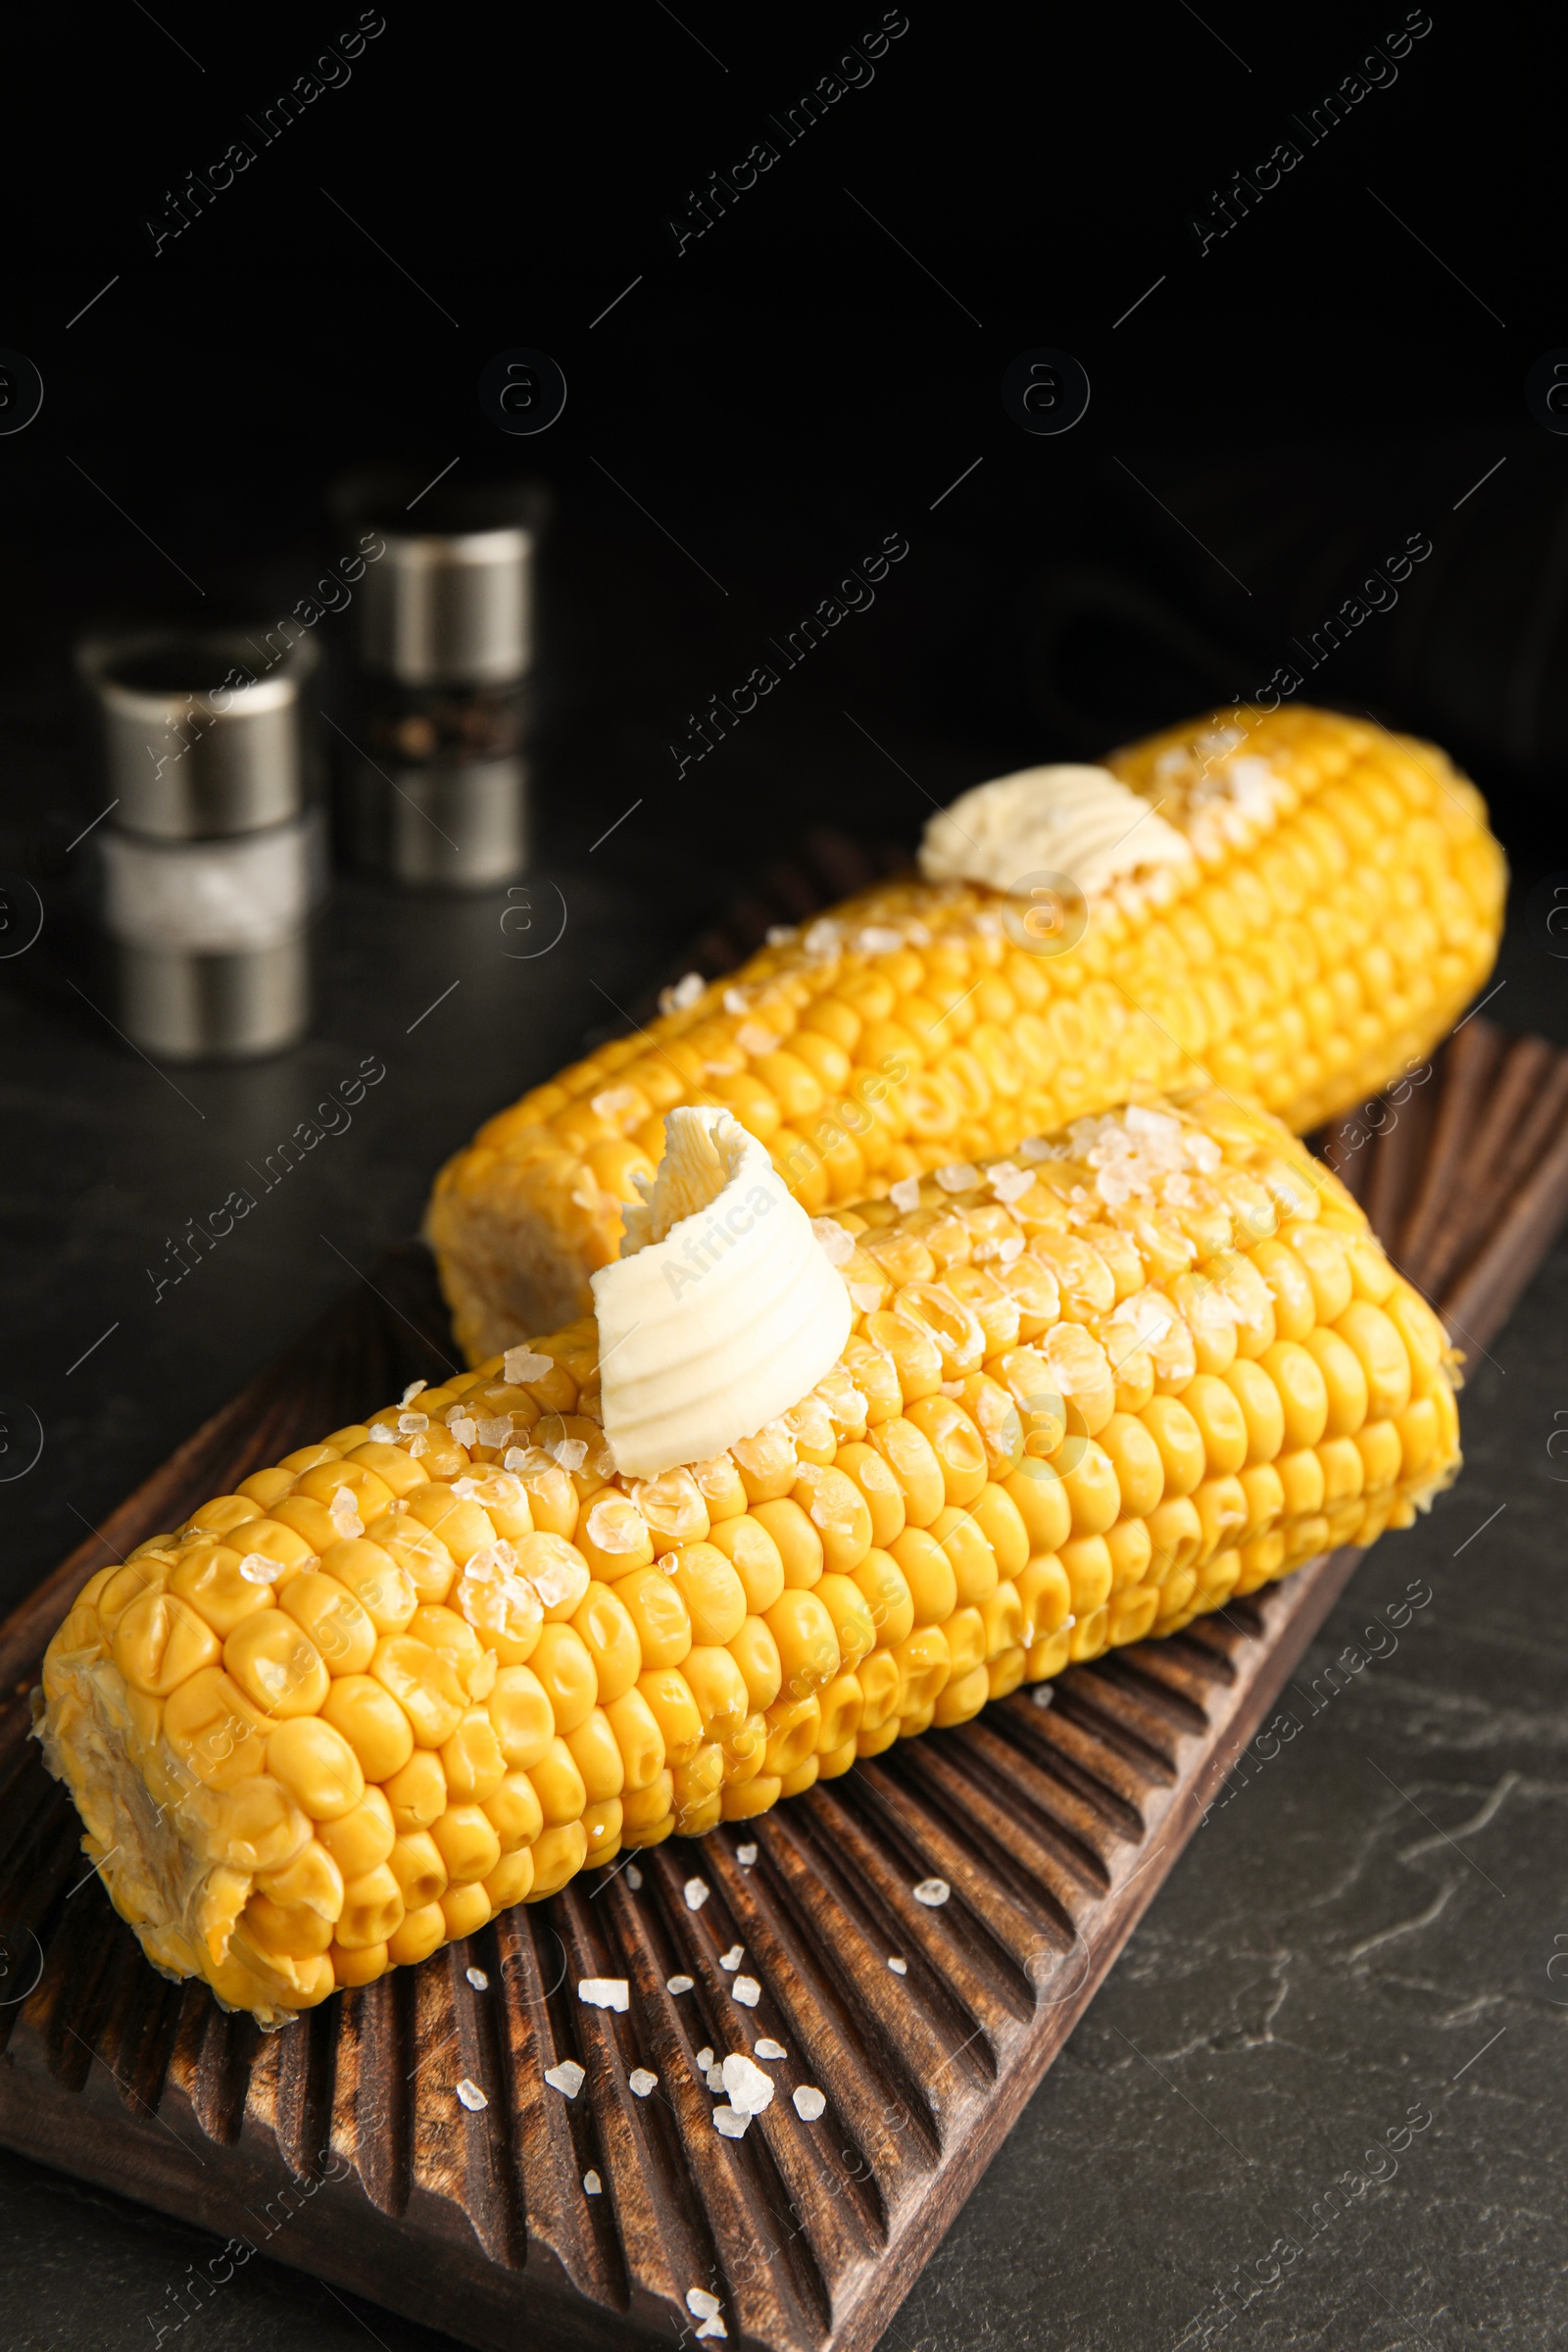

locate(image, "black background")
[[4, 5, 1568, 2348], [2, 0, 1565, 879]]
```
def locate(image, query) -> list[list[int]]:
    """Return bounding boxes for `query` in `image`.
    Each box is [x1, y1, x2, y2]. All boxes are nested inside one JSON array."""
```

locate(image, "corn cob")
[[37, 1087, 1459, 2025], [426, 704, 1503, 1361]]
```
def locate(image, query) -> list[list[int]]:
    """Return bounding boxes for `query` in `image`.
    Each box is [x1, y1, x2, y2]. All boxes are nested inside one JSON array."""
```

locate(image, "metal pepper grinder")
[[334, 474, 542, 890], [75, 627, 324, 1059]]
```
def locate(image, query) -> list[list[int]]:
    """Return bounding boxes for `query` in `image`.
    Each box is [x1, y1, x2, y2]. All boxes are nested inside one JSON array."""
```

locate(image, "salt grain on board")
[[578, 1978, 630, 2011], [888, 1956, 908, 1975], [736, 1843, 758, 1866], [719, 1944, 744, 1970], [625, 1864, 644, 1889], [666, 1974, 695, 1995], [628, 2068, 658, 2097], [721, 2054, 774, 2115], [466, 1966, 489, 1990], [731, 1975, 760, 2007], [712, 2106, 751, 2138], [696, 2045, 714, 2071], [455, 2079, 488, 2111], [544, 2060, 585, 2098], [687, 2290, 721, 2321], [913, 1877, 951, 1907], [793, 2086, 827, 2121], [755, 2038, 787, 2061], [684, 1877, 710, 1911], [583, 2171, 603, 2195]]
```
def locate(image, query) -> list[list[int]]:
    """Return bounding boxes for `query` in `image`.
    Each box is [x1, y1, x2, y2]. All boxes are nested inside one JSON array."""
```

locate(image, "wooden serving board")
[[1, 961, 1563, 2350]]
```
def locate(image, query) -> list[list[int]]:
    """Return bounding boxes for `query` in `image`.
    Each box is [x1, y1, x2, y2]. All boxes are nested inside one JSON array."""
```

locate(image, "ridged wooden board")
[[1, 913, 1563, 2350]]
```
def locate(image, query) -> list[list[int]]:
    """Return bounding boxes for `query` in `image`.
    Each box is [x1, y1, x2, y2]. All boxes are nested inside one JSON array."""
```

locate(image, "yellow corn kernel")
[[113, 1590, 221, 1697], [668, 1544, 748, 1644], [336, 1864, 405, 1950], [617, 1567, 694, 1669], [705, 1512, 787, 1611], [320, 1674, 416, 1782], [564, 1708, 625, 1804], [278, 1573, 377, 1678], [429, 1803, 502, 1887], [224, 1612, 329, 1719], [483, 1771, 544, 1851], [318, 1788, 395, 1879], [854, 1549, 914, 1647], [389, 1902, 448, 1967], [266, 1719, 366, 1821], [387, 1831, 448, 1909], [169, 1546, 274, 1641], [636, 1666, 704, 1765], [383, 1748, 448, 1834]]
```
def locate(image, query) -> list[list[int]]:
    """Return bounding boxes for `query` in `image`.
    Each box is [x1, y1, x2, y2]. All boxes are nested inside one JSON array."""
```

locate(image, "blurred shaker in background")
[[75, 629, 324, 1059], [333, 474, 542, 889]]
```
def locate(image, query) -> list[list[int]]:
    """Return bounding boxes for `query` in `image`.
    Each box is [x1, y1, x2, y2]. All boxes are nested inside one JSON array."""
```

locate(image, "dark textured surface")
[[2, 880, 1566, 2349]]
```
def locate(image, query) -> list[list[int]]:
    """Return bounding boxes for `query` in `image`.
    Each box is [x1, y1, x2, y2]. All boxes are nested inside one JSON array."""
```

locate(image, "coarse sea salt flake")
[[888, 1956, 908, 1975], [625, 1863, 644, 1890], [503, 1346, 552, 1384], [849, 1282, 883, 1311], [583, 2170, 603, 2195], [719, 1944, 744, 1971], [934, 1161, 981, 1194], [660, 971, 706, 1015], [721, 2054, 774, 2114], [687, 2289, 722, 2322], [578, 1978, 629, 2012], [628, 2068, 658, 2097], [889, 1174, 922, 1212], [697, 2045, 714, 2071], [712, 2106, 751, 2138], [736, 1842, 758, 1866], [455, 2078, 488, 2111], [466, 1965, 489, 1990], [666, 1973, 694, 1995], [400, 1379, 427, 1405], [755, 2037, 787, 2061], [913, 1877, 950, 1907], [545, 2060, 585, 2098], [239, 1552, 284, 1586], [794, 2085, 827, 2121], [684, 1877, 710, 1911], [732, 1976, 760, 2007], [810, 1217, 856, 1265]]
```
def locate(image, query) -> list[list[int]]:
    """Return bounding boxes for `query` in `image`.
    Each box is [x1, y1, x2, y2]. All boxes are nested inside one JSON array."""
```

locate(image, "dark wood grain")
[[3, 887, 1568, 2351]]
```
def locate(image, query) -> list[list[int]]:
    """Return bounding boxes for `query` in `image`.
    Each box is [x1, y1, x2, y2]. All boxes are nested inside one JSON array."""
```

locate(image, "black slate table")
[[2, 868, 1566, 2352]]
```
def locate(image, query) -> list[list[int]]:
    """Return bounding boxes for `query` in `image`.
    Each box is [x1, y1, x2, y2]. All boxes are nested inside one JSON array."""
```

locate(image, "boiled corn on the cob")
[[37, 1087, 1459, 2024], [426, 704, 1504, 1361]]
